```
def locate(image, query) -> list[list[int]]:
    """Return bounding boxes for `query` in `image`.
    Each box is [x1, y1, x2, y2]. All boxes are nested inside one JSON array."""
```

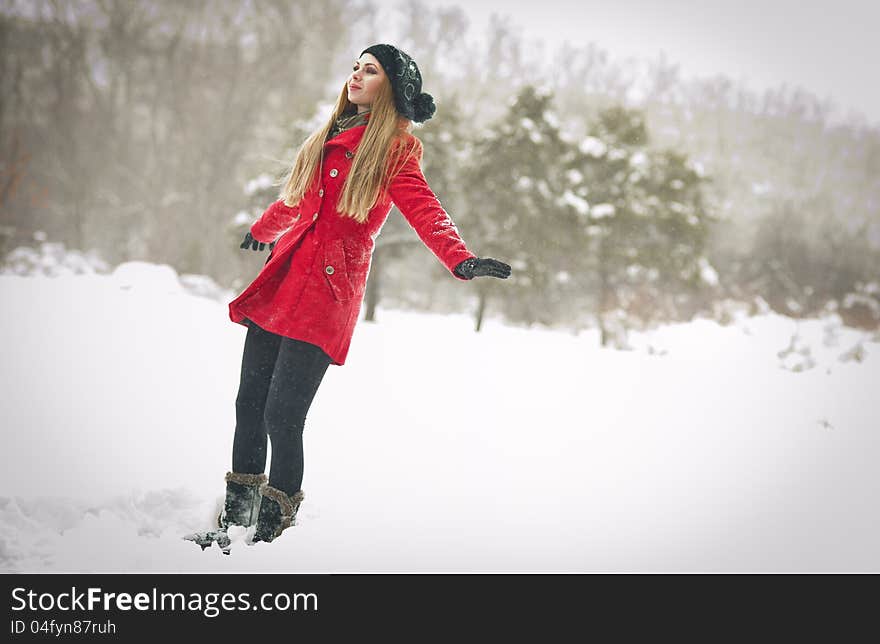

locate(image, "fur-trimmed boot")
[[251, 484, 305, 544], [218, 471, 268, 529], [184, 471, 268, 553]]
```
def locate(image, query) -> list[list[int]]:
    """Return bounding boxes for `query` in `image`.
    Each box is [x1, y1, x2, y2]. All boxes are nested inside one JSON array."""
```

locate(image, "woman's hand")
[[240, 231, 276, 252], [453, 257, 512, 280]]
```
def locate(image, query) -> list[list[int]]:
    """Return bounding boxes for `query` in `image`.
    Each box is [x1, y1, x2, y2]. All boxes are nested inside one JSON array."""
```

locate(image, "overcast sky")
[[374, 0, 879, 127]]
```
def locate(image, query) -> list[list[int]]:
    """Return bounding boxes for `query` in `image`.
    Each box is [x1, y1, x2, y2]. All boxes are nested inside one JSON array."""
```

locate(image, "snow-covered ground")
[[1, 260, 878, 572]]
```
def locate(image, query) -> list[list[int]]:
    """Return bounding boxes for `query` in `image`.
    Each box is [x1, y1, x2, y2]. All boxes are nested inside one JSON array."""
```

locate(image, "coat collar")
[[325, 109, 371, 152], [324, 123, 368, 152]]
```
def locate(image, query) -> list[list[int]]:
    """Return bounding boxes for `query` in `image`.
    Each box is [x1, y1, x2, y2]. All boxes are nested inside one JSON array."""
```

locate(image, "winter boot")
[[218, 471, 268, 529], [184, 471, 267, 554], [251, 484, 305, 544]]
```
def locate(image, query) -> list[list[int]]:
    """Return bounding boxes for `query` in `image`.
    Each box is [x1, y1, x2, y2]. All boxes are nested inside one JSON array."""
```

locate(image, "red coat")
[[228, 122, 476, 365]]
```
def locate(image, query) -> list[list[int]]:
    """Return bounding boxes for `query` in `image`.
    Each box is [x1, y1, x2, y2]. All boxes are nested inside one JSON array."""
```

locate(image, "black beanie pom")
[[414, 92, 436, 123]]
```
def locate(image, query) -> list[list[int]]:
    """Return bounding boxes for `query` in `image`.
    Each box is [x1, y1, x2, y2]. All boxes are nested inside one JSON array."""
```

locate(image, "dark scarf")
[[327, 108, 371, 141]]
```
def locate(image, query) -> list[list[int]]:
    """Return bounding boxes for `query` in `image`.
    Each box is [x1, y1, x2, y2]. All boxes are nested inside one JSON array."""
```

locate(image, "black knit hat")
[[359, 44, 436, 123]]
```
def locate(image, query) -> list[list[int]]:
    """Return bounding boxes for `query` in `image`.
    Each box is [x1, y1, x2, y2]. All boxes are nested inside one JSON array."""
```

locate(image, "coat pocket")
[[322, 238, 354, 302]]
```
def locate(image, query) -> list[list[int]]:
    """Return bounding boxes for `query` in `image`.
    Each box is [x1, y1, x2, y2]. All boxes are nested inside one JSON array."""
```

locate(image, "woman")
[[186, 44, 511, 551]]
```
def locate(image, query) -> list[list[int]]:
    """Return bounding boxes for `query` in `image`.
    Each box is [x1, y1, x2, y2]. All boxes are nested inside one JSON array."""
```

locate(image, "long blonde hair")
[[278, 74, 424, 224]]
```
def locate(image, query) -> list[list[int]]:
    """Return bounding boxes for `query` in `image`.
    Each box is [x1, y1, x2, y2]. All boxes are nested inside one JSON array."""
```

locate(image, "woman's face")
[[348, 53, 385, 111]]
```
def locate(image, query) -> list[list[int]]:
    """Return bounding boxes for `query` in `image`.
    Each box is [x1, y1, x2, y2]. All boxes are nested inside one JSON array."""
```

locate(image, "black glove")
[[453, 257, 512, 280], [240, 231, 276, 252]]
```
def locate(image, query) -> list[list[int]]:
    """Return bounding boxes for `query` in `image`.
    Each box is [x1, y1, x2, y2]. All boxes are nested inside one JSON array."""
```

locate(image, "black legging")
[[232, 319, 331, 495]]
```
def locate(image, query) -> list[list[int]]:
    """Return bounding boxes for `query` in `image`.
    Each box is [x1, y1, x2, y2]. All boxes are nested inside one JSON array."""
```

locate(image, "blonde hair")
[[277, 74, 424, 224]]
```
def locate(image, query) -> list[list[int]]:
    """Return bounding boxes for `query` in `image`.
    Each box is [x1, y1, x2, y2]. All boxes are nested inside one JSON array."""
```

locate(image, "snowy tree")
[[564, 105, 715, 346], [462, 85, 579, 330]]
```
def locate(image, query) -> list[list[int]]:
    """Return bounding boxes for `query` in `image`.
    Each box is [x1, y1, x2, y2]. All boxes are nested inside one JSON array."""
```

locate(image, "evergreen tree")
[[563, 106, 715, 346], [462, 85, 578, 330]]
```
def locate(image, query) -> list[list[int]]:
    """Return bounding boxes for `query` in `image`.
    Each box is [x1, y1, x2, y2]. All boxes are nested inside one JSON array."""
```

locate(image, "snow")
[[1, 242, 109, 277], [698, 257, 720, 286], [515, 176, 534, 191], [244, 173, 275, 196], [566, 168, 584, 185], [544, 110, 560, 130], [843, 283, 880, 315], [579, 136, 607, 157], [233, 209, 253, 226], [0, 263, 878, 572], [561, 189, 590, 215], [591, 203, 616, 218], [519, 117, 543, 143], [630, 151, 648, 168]]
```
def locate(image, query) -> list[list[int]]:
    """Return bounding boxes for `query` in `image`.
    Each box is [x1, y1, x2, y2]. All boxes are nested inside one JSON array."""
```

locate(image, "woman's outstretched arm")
[[387, 148, 477, 281], [250, 199, 301, 244]]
